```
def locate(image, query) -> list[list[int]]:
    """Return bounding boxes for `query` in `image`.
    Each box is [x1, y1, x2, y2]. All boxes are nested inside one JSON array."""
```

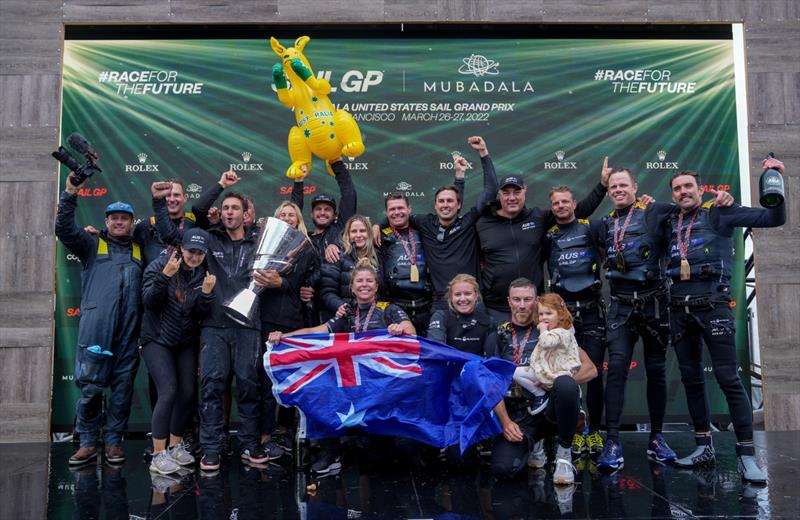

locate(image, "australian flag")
[[264, 331, 515, 452]]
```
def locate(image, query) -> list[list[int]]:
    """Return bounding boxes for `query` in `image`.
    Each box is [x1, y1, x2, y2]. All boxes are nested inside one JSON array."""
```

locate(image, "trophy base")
[[224, 289, 257, 327]]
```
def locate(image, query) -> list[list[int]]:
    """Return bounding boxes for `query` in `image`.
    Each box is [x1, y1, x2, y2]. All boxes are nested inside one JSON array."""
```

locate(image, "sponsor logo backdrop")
[[53, 37, 746, 429]]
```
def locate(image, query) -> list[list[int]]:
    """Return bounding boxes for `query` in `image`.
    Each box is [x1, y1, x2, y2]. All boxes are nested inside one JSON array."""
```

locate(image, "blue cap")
[[105, 201, 134, 217]]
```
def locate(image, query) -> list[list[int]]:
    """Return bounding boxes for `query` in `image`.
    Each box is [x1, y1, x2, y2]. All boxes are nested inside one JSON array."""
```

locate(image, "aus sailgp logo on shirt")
[[521, 221, 536, 231]]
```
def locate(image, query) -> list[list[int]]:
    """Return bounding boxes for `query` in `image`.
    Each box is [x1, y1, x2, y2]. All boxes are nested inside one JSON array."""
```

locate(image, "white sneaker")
[[554, 457, 576, 485], [527, 440, 547, 469], [169, 441, 195, 466], [149, 450, 181, 475]]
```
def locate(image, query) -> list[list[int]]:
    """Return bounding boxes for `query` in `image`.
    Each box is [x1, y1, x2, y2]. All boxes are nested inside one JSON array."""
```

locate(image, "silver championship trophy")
[[224, 217, 310, 326]]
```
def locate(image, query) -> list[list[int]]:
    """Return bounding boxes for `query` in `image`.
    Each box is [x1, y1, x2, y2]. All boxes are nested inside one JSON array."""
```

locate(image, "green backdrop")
[[53, 35, 748, 430]]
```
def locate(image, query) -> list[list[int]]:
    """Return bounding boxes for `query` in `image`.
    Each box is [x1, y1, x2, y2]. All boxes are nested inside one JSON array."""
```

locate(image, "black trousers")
[[199, 327, 262, 454], [140, 341, 197, 440], [671, 301, 753, 442], [604, 291, 669, 437], [567, 299, 606, 433], [490, 375, 580, 480]]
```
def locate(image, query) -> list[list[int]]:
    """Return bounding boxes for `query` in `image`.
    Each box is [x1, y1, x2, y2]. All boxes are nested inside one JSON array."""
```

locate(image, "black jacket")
[[294, 160, 358, 256], [259, 245, 319, 330], [140, 256, 215, 348], [319, 251, 383, 315], [133, 201, 196, 266], [157, 182, 261, 329], [476, 182, 606, 311]]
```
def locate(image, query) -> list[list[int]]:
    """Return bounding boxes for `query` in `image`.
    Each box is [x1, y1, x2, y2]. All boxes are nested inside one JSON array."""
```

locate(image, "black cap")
[[499, 175, 525, 189], [182, 228, 209, 253], [311, 193, 337, 211]]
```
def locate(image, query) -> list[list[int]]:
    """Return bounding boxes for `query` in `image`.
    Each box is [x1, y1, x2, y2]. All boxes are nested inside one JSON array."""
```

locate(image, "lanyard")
[[511, 325, 533, 365], [393, 227, 417, 265], [354, 302, 377, 333], [613, 205, 636, 255], [675, 210, 699, 259]]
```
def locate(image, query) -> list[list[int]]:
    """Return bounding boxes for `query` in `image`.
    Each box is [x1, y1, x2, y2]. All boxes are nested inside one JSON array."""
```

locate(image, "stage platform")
[[3, 431, 798, 519]]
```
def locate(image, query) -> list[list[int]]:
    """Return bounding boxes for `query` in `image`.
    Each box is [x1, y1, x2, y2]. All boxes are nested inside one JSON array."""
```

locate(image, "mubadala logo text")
[[646, 149, 679, 170], [544, 150, 577, 170], [125, 153, 160, 173], [230, 151, 264, 172], [186, 183, 202, 199], [423, 55, 534, 94], [384, 181, 425, 198]]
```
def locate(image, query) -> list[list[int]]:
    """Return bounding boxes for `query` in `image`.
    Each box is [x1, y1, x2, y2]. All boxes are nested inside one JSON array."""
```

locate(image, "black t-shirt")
[[325, 301, 410, 333]]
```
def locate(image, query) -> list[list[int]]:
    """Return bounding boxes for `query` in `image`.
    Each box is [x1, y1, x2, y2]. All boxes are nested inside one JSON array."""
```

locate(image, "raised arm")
[[191, 171, 240, 230], [463, 136, 499, 213], [330, 159, 357, 223], [55, 174, 96, 262]]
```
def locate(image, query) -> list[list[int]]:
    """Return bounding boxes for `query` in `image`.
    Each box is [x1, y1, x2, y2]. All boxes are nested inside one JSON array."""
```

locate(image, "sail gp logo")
[[646, 149, 679, 170], [230, 151, 264, 172], [125, 153, 159, 173], [544, 150, 577, 170], [423, 55, 534, 94]]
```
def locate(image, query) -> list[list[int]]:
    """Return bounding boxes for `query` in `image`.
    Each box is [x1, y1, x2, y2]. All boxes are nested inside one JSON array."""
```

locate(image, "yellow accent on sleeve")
[[702, 200, 715, 209], [97, 238, 108, 256], [185, 212, 196, 222], [132, 243, 142, 261], [578, 218, 590, 225], [547, 224, 559, 233], [376, 301, 389, 310], [382, 227, 393, 236]]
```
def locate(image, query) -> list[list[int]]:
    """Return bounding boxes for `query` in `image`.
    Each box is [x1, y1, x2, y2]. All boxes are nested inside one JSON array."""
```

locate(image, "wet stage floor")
[[3, 431, 799, 519]]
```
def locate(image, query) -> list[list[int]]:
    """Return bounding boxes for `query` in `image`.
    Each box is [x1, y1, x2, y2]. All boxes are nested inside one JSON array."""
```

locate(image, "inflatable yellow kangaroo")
[[270, 36, 365, 178]]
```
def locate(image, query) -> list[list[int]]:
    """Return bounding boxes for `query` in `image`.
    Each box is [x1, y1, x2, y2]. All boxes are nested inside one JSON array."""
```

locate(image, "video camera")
[[52, 132, 102, 186]]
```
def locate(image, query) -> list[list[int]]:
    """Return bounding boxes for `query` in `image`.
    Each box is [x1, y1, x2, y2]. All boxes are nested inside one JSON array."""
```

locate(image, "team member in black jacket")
[[476, 159, 610, 322], [379, 192, 432, 335], [155, 170, 272, 471], [140, 228, 216, 475], [292, 159, 357, 257], [135, 180, 196, 265], [255, 200, 318, 458], [545, 184, 606, 459], [667, 162, 786, 483], [378, 136, 498, 311], [428, 274, 497, 358], [320, 215, 383, 318]]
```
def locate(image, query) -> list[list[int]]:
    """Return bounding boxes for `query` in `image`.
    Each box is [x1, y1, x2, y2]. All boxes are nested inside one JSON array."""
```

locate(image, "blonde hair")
[[273, 201, 309, 238], [445, 274, 482, 314], [341, 215, 378, 267], [350, 257, 379, 289], [536, 293, 573, 330]]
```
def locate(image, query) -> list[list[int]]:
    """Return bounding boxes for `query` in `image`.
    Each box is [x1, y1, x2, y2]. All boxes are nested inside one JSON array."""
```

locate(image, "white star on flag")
[[336, 402, 367, 429]]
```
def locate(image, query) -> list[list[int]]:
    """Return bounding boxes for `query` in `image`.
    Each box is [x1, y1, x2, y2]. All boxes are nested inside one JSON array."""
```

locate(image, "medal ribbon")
[[354, 302, 377, 333], [511, 325, 533, 365], [676, 210, 699, 260], [393, 227, 417, 266], [613, 206, 636, 260]]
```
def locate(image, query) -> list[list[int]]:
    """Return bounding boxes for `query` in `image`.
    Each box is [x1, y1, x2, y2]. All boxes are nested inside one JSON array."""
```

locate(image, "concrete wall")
[[1, 0, 797, 443]]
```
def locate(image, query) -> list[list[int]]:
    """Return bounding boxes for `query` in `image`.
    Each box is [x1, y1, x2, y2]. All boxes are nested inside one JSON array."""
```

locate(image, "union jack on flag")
[[268, 332, 423, 394], [264, 330, 516, 452]]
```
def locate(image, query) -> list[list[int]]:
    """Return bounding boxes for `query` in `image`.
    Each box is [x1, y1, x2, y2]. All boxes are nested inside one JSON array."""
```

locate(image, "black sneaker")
[[527, 393, 550, 415], [183, 431, 200, 454], [261, 440, 285, 461], [241, 446, 269, 465], [200, 452, 221, 472], [311, 447, 342, 475]]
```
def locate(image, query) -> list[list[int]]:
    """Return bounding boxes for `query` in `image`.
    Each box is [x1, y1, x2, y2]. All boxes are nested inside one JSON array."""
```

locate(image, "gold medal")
[[410, 264, 420, 283], [680, 258, 691, 281], [616, 254, 626, 273]]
